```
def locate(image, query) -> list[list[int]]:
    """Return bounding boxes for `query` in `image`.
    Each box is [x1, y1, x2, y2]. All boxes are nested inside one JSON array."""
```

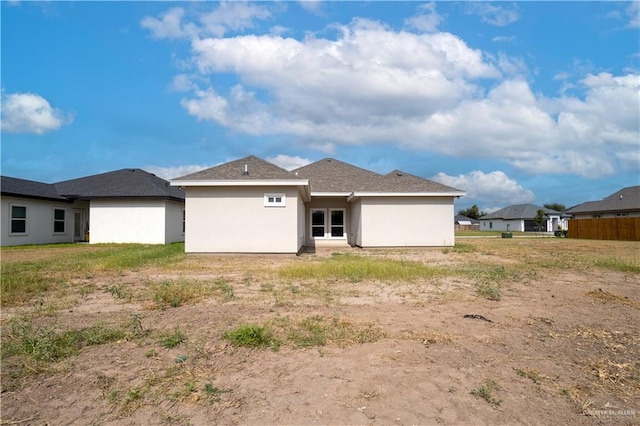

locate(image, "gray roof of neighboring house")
[[566, 186, 640, 214], [291, 158, 462, 194], [1, 176, 69, 201], [55, 169, 184, 201], [481, 204, 562, 220], [174, 156, 305, 182], [455, 214, 480, 224]]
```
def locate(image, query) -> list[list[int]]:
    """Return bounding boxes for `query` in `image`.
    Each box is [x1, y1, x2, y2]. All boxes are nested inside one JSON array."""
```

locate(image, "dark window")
[[182, 210, 186, 233], [11, 206, 26, 234], [54, 209, 65, 233], [311, 210, 325, 237], [330, 210, 344, 237]]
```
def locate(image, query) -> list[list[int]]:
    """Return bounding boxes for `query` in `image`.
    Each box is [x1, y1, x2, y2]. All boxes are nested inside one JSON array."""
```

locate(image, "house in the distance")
[[479, 204, 566, 233], [172, 156, 465, 253], [455, 214, 480, 231], [1, 169, 185, 246], [566, 186, 640, 219]]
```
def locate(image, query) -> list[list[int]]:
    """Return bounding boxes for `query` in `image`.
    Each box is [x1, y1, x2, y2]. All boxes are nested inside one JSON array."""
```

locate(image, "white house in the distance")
[[171, 155, 465, 253], [1, 169, 185, 246], [479, 204, 567, 233]]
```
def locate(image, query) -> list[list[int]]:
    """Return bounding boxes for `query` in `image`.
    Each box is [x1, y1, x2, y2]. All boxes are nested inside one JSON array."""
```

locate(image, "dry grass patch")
[[586, 289, 639, 307]]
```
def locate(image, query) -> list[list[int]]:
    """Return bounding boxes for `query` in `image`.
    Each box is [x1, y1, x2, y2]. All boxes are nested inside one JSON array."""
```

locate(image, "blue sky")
[[2, 1, 638, 212]]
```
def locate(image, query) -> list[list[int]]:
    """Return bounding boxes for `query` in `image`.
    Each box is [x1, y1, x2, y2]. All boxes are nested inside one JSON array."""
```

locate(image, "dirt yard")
[[1, 238, 638, 425]]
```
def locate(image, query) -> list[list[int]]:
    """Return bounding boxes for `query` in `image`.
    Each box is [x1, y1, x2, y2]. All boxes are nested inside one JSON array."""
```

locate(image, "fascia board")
[[171, 179, 309, 187], [309, 192, 352, 197], [348, 191, 465, 201]]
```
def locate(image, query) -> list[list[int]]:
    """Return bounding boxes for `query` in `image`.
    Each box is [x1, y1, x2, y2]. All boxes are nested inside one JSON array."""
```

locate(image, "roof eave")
[[348, 191, 465, 201], [170, 179, 309, 187]]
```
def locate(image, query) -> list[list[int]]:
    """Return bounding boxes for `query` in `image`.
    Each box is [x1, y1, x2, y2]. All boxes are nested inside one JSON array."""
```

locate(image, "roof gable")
[[174, 156, 303, 181], [481, 204, 561, 220], [566, 186, 640, 214], [55, 169, 184, 200]]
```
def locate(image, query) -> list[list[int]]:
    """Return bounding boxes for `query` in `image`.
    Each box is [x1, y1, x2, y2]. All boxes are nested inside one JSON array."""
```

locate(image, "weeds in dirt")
[[129, 313, 146, 338], [272, 315, 385, 348], [1, 243, 185, 306], [158, 327, 186, 349], [278, 254, 444, 282], [148, 279, 213, 309], [470, 379, 502, 408], [442, 243, 476, 254], [106, 283, 130, 300], [2, 316, 125, 363], [214, 278, 235, 301], [223, 324, 278, 349], [516, 368, 541, 384], [204, 384, 232, 403], [593, 257, 640, 273]]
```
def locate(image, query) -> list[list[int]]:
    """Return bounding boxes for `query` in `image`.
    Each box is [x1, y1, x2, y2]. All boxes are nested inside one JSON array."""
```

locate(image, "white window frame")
[[328, 208, 346, 239], [53, 207, 66, 234], [310, 208, 346, 240], [264, 193, 286, 207], [9, 204, 28, 235]]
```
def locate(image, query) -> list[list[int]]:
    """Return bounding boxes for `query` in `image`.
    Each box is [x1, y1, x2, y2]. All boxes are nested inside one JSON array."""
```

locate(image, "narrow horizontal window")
[[264, 193, 286, 207]]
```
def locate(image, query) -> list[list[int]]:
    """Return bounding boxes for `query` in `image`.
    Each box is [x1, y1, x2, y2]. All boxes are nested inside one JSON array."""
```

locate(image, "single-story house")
[[455, 214, 480, 231], [479, 204, 567, 233], [1, 169, 185, 246], [566, 186, 640, 219], [171, 156, 465, 253]]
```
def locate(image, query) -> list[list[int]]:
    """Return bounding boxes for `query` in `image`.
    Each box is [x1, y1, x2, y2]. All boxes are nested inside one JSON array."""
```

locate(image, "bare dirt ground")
[[1, 239, 639, 425]]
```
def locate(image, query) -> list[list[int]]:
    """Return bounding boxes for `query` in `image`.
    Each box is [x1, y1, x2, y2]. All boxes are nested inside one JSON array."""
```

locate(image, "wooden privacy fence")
[[567, 217, 640, 241]]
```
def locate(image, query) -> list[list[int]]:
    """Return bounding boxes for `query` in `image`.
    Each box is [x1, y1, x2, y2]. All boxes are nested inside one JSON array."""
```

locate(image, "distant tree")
[[534, 209, 546, 234], [458, 204, 486, 220], [543, 203, 566, 212]]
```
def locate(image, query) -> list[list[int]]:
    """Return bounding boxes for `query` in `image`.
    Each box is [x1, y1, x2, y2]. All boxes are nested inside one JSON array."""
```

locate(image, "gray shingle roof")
[[455, 214, 479, 224], [173, 156, 304, 181], [292, 158, 382, 192], [292, 158, 462, 194], [55, 169, 184, 201], [566, 186, 640, 214], [1, 176, 68, 201], [481, 204, 562, 220]]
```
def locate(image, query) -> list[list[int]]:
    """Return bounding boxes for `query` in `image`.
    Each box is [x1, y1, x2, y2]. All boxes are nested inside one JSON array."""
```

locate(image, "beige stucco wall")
[[90, 199, 174, 244], [185, 186, 301, 253], [359, 196, 455, 247], [1, 196, 76, 246], [350, 198, 362, 247]]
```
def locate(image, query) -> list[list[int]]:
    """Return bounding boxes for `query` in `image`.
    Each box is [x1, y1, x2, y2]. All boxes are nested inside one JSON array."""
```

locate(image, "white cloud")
[[465, 3, 520, 27], [404, 2, 444, 33], [147, 8, 639, 179], [1, 92, 73, 135], [144, 164, 212, 180], [627, 2, 640, 28], [432, 170, 535, 211], [141, 7, 188, 39], [140, 2, 271, 40], [266, 154, 312, 170], [299, 1, 322, 14]]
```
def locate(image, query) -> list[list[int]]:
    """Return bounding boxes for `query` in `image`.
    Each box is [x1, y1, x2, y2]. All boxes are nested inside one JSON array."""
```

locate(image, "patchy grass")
[[593, 257, 640, 273], [471, 379, 502, 408], [223, 324, 278, 349], [1, 243, 185, 306], [278, 253, 444, 282], [274, 315, 385, 348], [147, 279, 214, 309], [158, 327, 187, 349]]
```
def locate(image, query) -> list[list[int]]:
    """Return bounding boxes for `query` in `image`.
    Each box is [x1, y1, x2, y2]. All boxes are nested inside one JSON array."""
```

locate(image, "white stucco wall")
[[185, 186, 301, 253], [1, 196, 75, 246], [358, 196, 455, 247], [480, 219, 524, 232], [90, 199, 172, 244], [350, 198, 362, 247]]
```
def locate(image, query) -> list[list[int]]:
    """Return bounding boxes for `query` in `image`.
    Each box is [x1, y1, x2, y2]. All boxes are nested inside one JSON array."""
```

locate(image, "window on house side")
[[182, 210, 186, 233], [264, 193, 286, 207], [10, 205, 27, 234], [53, 208, 66, 233]]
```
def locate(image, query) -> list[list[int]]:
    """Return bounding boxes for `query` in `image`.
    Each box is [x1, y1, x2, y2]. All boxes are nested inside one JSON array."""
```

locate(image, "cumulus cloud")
[[404, 2, 444, 33], [140, 2, 271, 39], [266, 154, 312, 170], [1, 92, 74, 134], [144, 164, 212, 180], [144, 7, 639, 179], [432, 170, 535, 211], [465, 2, 520, 27]]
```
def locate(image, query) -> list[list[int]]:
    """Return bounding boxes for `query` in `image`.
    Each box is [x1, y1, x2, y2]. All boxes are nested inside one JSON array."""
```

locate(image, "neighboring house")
[[1, 169, 185, 246], [172, 156, 465, 253], [566, 186, 640, 219], [479, 204, 567, 233], [455, 214, 480, 231]]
